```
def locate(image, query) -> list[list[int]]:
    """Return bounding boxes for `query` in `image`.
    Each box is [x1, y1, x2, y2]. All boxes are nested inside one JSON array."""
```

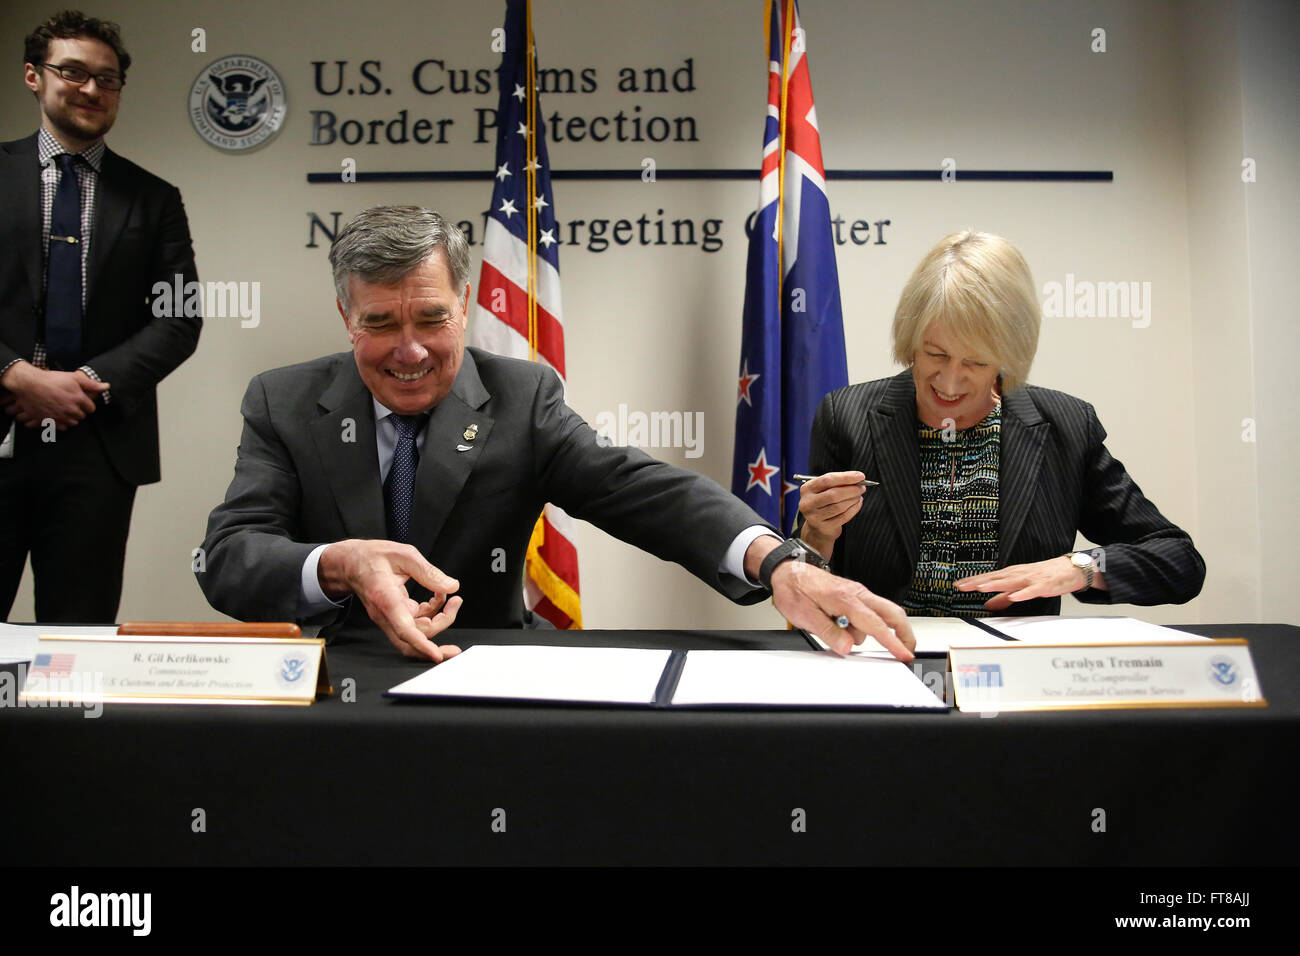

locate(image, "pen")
[[790, 474, 880, 487]]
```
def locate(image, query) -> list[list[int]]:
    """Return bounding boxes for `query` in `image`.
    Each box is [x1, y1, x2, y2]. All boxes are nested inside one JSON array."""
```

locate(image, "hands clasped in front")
[[1, 364, 110, 430], [317, 539, 463, 661]]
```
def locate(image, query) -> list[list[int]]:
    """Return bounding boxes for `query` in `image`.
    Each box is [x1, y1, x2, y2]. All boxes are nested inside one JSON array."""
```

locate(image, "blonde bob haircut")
[[891, 230, 1041, 391]]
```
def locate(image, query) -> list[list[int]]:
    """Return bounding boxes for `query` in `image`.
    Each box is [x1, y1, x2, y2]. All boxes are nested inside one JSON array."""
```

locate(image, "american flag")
[[31, 653, 76, 677], [731, 0, 849, 534], [470, 0, 582, 629]]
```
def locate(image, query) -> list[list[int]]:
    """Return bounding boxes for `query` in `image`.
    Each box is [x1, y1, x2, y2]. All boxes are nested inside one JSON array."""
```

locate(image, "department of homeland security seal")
[[189, 55, 286, 152], [276, 654, 308, 688], [1207, 655, 1238, 687]]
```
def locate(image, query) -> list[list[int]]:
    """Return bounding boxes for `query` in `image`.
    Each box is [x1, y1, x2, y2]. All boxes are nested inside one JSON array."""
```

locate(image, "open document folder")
[[386, 645, 948, 710]]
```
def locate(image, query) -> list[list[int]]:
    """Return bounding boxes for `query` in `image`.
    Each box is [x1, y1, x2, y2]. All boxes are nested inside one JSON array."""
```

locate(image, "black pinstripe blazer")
[[805, 371, 1205, 615]]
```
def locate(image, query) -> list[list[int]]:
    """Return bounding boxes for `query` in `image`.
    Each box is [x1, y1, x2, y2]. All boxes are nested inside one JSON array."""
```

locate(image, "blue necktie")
[[45, 153, 83, 368], [384, 414, 426, 543]]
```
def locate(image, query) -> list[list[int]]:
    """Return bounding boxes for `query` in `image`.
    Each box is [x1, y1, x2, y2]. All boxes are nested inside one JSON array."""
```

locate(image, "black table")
[[2, 624, 1295, 865]]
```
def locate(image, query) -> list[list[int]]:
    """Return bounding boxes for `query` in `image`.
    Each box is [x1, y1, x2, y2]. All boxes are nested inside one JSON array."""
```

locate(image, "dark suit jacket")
[[0, 133, 201, 485], [806, 371, 1205, 614], [198, 347, 771, 641]]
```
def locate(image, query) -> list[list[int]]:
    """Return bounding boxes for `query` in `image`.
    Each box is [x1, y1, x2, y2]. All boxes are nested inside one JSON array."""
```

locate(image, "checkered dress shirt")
[[0, 128, 110, 401]]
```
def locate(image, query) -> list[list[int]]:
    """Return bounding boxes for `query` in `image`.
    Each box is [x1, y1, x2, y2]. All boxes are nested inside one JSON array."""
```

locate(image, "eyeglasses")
[[38, 62, 124, 91]]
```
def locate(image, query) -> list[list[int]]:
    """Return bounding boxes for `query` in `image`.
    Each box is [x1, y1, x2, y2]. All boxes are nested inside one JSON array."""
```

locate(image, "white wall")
[[1238, 0, 1300, 625], [0, 0, 1292, 627], [1181, 0, 1262, 622]]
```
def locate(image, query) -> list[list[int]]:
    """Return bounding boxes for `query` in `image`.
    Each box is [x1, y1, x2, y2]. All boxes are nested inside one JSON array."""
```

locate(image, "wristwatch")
[[1066, 551, 1095, 591], [759, 538, 827, 591]]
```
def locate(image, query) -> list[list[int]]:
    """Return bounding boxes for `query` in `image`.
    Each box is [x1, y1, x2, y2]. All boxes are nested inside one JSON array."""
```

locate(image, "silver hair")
[[329, 205, 471, 312]]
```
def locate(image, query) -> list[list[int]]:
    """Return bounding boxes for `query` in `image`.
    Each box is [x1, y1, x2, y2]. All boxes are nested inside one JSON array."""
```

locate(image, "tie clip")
[[50, 235, 79, 245]]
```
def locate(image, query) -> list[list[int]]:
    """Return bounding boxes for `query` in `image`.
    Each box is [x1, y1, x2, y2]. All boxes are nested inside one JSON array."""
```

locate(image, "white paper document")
[[670, 650, 947, 709], [0, 633, 37, 665], [805, 616, 1005, 657], [0, 624, 120, 664], [978, 616, 1209, 645], [903, 616, 1009, 653], [387, 644, 948, 710], [387, 645, 673, 704]]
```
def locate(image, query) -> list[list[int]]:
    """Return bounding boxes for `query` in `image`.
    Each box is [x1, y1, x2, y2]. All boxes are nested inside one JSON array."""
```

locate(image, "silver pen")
[[791, 474, 879, 487]]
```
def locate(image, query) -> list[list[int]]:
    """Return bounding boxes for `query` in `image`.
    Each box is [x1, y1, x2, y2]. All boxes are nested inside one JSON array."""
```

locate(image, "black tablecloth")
[[2, 623, 1295, 865]]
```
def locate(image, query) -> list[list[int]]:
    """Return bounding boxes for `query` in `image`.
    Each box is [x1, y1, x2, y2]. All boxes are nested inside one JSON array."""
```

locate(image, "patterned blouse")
[[902, 403, 1001, 617]]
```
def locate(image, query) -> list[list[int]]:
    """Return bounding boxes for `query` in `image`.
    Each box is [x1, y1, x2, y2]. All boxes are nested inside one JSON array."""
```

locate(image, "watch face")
[[1070, 552, 1094, 569]]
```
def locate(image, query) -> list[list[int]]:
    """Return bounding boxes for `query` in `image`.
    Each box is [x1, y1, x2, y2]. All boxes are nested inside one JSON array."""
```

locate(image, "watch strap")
[[759, 538, 826, 591], [1066, 551, 1095, 591]]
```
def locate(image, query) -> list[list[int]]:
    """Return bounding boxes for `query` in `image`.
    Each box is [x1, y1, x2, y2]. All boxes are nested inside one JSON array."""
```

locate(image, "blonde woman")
[[797, 231, 1204, 617]]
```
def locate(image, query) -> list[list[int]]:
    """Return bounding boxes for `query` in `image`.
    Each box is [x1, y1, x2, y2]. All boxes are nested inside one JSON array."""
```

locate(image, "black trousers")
[[0, 418, 136, 623]]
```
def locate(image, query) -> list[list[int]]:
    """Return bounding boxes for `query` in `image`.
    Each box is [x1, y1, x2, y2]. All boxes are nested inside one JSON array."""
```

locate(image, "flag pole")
[[776, 0, 798, 531], [525, 0, 538, 361]]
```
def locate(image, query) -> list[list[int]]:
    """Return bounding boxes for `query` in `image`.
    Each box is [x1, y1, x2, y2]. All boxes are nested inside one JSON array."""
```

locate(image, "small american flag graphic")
[[31, 653, 76, 677]]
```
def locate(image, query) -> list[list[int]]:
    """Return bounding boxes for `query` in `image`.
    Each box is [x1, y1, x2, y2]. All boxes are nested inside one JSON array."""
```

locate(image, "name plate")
[[19, 635, 330, 707], [948, 639, 1265, 713]]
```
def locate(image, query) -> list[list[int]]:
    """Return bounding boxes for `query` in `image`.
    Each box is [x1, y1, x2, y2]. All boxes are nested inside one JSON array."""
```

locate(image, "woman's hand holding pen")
[[796, 471, 873, 560]]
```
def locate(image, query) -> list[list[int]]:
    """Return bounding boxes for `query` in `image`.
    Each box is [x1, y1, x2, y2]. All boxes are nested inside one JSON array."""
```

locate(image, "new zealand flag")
[[731, 0, 848, 534]]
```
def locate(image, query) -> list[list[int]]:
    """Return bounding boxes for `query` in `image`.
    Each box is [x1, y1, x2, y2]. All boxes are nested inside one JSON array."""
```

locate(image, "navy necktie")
[[384, 414, 426, 543], [45, 153, 83, 368]]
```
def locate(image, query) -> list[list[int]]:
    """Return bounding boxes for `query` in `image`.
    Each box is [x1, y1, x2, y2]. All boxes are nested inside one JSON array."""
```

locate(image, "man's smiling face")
[[25, 37, 122, 147], [342, 251, 470, 415]]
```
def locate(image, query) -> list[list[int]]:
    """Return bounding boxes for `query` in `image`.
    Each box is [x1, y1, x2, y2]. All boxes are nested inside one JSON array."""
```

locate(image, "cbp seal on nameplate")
[[189, 55, 286, 152], [276, 654, 307, 688], [1207, 655, 1238, 687]]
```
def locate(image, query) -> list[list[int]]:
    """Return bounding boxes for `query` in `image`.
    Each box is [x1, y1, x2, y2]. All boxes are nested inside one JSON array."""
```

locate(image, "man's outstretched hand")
[[318, 539, 462, 661], [744, 536, 915, 661]]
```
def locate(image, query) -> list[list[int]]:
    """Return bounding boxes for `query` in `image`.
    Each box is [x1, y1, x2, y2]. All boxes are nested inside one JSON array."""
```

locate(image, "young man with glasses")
[[0, 11, 201, 622]]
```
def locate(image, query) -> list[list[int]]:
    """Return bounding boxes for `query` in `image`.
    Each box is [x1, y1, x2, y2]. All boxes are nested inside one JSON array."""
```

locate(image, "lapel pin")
[[457, 423, 479, 451]]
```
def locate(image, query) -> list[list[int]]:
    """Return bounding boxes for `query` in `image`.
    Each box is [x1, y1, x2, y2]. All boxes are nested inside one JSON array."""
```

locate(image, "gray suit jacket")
[[199, 347, 771, 641], [806, 371, 1205, 614]]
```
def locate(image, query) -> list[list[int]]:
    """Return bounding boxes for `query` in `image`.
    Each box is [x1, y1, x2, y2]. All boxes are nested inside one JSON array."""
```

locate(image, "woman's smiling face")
[[911, 323, 1001, 430]]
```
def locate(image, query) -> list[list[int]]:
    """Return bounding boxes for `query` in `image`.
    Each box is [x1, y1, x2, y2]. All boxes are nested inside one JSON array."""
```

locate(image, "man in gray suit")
[[198, 206, 915, 662]]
